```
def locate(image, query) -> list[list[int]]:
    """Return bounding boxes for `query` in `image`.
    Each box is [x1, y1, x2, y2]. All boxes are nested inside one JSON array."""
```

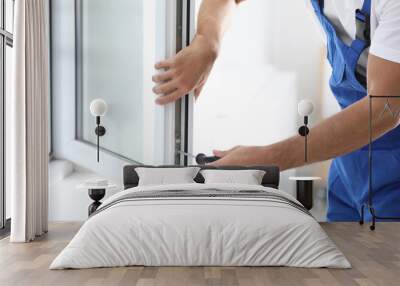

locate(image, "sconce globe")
[[90, 99, 108, 117], [298, 100, 314, 117]]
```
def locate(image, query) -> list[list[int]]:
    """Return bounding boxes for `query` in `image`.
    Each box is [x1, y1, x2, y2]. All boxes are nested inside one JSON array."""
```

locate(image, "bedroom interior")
[[1, 0, 400, 285]]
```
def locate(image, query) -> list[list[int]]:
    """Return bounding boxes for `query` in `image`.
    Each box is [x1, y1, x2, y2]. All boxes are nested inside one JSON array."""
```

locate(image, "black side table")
[[88, 188, 106, 216], [77, 183, 117, 216], [289, 177, 321, 210]]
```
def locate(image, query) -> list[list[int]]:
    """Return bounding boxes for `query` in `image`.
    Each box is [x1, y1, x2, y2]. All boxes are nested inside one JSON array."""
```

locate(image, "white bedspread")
[[50, 183, 350, 269]]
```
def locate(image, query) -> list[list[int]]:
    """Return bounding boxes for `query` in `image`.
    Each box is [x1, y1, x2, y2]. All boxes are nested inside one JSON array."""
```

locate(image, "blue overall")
[[311, 0, 400, 221]]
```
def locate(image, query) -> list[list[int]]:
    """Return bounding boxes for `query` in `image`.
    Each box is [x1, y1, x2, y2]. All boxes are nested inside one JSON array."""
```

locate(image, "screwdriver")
[[177, 151, 220, 165]]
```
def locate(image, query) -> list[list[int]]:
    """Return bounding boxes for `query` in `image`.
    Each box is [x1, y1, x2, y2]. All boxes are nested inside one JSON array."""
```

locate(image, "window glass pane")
[[79, 0, 166, 164], [5, 44, 12, 219], [0, 1, 2, 29], [5, 0, 14, 33], [48, 83, 51, 155], [0, 39, 3, 228]]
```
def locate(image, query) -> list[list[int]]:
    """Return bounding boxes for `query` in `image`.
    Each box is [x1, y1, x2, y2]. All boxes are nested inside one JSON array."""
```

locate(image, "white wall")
[[49, 160, 121, 221]]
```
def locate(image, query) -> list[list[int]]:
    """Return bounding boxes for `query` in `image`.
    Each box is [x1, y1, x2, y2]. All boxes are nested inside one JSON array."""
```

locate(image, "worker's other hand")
[[152, 35, 218, 105], [210, 146, 267, 166]]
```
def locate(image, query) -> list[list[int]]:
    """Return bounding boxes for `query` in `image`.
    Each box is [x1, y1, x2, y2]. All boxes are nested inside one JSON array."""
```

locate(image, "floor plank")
[[0, 222, 399, 286]]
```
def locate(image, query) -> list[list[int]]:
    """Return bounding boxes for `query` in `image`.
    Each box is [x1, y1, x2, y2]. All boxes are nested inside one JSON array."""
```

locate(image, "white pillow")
[[200, 169, 266, 185], [136, 167, 201, 186]]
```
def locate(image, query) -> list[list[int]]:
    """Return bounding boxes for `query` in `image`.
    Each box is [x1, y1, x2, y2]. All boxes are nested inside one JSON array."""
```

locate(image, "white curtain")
[[9, 0, 49, 242]]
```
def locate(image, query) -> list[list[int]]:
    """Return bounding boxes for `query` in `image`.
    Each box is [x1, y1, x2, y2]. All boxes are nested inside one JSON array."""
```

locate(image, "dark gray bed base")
[[123, 165, 280, 190]]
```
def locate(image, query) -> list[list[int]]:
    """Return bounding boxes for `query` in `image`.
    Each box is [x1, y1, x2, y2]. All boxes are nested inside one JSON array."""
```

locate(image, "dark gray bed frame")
[[123, 165, 280, 190]]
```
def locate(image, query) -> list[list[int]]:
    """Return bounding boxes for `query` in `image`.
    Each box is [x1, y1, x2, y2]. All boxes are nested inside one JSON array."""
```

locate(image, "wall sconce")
[[298, 100, 314, 163], [90, 99, 108, 162]]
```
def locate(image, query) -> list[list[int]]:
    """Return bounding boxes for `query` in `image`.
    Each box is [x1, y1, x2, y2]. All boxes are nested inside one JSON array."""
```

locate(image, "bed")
[[50, 165, 350, 269]]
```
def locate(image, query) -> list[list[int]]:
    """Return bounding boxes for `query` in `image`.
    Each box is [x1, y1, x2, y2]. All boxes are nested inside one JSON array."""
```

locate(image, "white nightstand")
[[77, 183, 117, 216], [289, 177, 321, 210]]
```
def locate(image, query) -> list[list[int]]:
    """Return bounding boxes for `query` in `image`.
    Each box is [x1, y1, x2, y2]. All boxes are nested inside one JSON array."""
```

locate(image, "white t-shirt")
[[305, 0, 400, 75], [237, 0, 400, 74]]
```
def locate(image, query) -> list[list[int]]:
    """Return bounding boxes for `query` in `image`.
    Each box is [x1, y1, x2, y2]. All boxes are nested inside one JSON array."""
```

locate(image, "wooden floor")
[[0, 222, 399, 286]]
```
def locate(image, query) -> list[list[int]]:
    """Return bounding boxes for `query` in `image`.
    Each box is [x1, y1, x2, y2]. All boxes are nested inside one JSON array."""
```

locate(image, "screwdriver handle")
[[195, 153, 220, 165]]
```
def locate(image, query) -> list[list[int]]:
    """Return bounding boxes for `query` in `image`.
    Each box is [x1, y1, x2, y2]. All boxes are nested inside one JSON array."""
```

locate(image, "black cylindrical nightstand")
[[77, 183, 117, 216], [88, 188, 106, 216], [289, 177, 321, 210]]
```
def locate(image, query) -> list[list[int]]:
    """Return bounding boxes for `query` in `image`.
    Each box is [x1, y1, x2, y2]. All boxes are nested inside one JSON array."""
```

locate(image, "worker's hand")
[[210, 145, 268, 166], [152, 34, 218, 105]]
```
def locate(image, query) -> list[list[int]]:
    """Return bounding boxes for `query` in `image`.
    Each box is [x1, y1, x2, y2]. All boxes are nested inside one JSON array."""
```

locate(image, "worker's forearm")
[[265, 55, 400, 171], [265, 97, 398, 171], [196, 0, 239, 53]]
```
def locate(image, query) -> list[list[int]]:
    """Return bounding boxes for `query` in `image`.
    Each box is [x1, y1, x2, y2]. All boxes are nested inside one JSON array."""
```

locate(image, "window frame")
[[175, 0, 195, 165], [50, 0, 191, 179], [72, 0, 194, 165]]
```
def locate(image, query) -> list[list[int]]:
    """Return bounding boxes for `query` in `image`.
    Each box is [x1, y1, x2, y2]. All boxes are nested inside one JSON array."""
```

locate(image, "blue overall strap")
[[355, 0, 371, 44], [360, 0, 372, 18]]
